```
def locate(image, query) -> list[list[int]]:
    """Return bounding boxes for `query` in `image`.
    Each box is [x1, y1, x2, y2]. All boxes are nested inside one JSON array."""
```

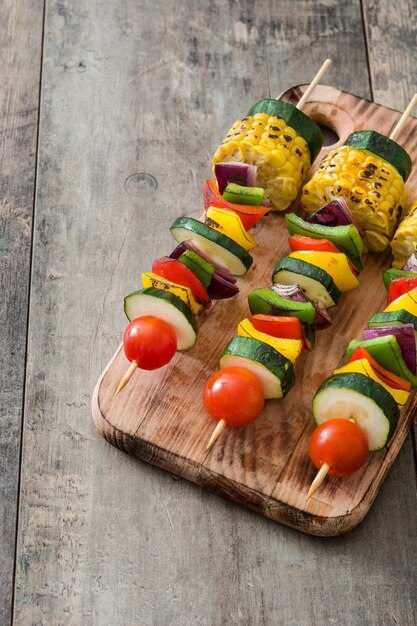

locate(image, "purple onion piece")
[[363, 325, 416, 373], [206, 275, 239, 300], [214, 162, 257, 194], [271, 283, 332, 329], [261, 196, 271, 208], [169, 242, 189, 259], [403, 253, 417, 272], [271, 282, 309, 302], [307, 197, 365, 237]]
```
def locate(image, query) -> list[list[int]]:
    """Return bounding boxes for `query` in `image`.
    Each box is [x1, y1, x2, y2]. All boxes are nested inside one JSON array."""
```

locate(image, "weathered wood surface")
[[93, 86, 417, 536], [9, 0, 417, 625], [0, 1, 44, 624]]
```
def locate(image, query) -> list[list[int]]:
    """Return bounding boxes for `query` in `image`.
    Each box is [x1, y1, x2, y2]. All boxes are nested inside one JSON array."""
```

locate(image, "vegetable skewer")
[[302, 93, 417, 252], [306, 245, 417, 499], [114, 60, 332, 396]]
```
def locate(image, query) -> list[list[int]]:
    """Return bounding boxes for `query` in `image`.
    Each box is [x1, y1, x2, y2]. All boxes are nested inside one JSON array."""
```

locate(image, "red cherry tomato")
[[152, 257, 210, 306], [203, 367, 265, 427], [309, 418, 369, 477], [123, 316, 177, 370], [203, 179, 268, 230]]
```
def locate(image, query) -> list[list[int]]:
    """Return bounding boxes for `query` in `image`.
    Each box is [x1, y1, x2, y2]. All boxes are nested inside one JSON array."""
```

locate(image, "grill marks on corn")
[[302, 145, 408, 252], [212, 112, 310, 211]]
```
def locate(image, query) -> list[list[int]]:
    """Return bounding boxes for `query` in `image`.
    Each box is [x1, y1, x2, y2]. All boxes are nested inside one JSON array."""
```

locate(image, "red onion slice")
[[363, 324, 416, 373], [214, 162, 257, 194]]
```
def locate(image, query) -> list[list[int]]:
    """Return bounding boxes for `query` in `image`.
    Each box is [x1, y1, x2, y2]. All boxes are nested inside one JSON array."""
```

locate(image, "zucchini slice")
[[247, 99, 323, 162], [141, 272, 203, 315], [248, 287, 316, 325], [285, 213, 363, 270], [368, 309, 417, 332], [170, 216, 253, 276], [124, 287, 197, 351], [312, 372, 400, 451], [346, 335, 417, 388], [345, 130, 412, 182], [219, 336, 295, 399], [382, 268, 417, 290], [272, 256, 341, 309]]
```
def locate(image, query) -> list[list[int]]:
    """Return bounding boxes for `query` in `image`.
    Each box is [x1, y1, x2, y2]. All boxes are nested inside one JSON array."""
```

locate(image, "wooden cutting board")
[[92, 85, 417, 536]]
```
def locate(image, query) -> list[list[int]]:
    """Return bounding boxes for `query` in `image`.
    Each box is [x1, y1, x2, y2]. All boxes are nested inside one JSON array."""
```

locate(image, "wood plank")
[[94, 86, 417, 536], [15, 1, 417, 625], [362, 0, 417, 497], [0, 1, 44, 622]]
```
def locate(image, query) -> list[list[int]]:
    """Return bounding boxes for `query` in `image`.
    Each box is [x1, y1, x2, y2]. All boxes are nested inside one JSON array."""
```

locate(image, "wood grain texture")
[[0, 1, 44, 623], [13, 1, 417, 625], [94, 87, 417, 537]]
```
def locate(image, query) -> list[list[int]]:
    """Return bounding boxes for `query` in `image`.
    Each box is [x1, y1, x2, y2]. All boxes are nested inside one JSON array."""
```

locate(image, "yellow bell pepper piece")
[[205, 206, 256, 251], [141, 272, 203, 315], [384, 288, 417, 317], [289, 250, 360, 292], [333, 359, 410, 408], [237, 318, 302, 364]]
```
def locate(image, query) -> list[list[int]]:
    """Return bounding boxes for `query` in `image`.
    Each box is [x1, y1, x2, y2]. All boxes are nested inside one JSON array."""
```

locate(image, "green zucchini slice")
[[345, 130, 412, 182], [170, 217, 253, 276], [368, 309, 417, 332], [272, 256, 341, 309], [219, 336, 295, 399], [312, 372, 400, 451], [247, 99, 323, 162], [124, 287, 197, 351]]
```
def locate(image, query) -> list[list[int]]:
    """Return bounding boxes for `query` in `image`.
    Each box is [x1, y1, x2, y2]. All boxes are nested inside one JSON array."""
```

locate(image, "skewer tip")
[[206, 418, 227, 450], [306, 462, 330, 501], [114, 361, 138, 396]]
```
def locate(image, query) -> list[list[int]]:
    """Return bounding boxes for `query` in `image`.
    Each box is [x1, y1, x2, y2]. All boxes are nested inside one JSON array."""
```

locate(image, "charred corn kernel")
[[391, 199, 417, 268], [301, 145, 408, 252], [205, 207, 256, 251], [141, 273, 203, 315], [213, 114, 311, 211]]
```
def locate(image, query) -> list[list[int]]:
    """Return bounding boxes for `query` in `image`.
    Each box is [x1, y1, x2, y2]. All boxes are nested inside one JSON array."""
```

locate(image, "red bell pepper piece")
[[249, 314, 311, 351], [348, 347, 411, 391], [288, 234, 341, 253], [152, 257, 210, 306], [203, 179, 268, 230], [387, 276, 417, 305]]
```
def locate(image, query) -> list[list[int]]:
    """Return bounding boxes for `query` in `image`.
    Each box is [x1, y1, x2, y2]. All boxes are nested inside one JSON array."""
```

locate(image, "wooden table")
[[2, 1, 417, 624]]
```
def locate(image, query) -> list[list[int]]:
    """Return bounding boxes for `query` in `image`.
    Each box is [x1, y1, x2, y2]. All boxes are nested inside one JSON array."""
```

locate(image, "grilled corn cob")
[[391, 199, 417, 268], [212, 112, 311, 211], [301, 133, 410, 252]]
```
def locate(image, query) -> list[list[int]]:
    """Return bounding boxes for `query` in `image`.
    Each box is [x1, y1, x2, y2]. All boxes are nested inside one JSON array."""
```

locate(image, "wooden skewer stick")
[[306, 462, 330, 501], [390, 93, 417, 141], [115, 361, 138, 396], [296, 58, 332, 111], [207, 419, 227, 451]]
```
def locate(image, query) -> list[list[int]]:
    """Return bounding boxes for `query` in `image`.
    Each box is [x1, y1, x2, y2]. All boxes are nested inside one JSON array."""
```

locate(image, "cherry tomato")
[[203, 179, 268, 230], [123, 316, 177, 370], [309, 418, 369, 477], [152, 257, 210, 306], [203, 367, 265, 427]]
